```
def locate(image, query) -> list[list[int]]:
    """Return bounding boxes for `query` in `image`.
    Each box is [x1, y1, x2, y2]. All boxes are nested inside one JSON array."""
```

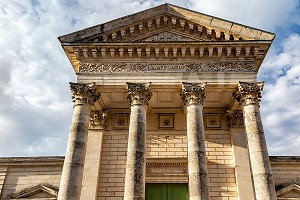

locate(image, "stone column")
[[58, 82, 100, 200], [124, 82, 152, 200], [226, 110, 255, 200], [181, 82, 209, 200], [80, 110, 107, 200], [234, 81, 277, 200]]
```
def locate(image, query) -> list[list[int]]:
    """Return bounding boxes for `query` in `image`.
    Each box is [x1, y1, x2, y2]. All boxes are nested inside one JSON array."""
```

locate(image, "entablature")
[[64, 41, 270, 73]]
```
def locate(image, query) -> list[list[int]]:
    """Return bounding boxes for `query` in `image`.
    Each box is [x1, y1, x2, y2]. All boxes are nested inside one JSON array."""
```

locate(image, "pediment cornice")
[[59, 3, 274, 44], [59, 4, 274, 74], [9, 184, 58, 199]]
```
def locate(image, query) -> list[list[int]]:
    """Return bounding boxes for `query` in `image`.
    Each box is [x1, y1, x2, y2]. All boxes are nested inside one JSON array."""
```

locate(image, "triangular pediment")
[[10, 184, 58, 199], [277, 184, 300, 199], [59, 3, 274, 44]]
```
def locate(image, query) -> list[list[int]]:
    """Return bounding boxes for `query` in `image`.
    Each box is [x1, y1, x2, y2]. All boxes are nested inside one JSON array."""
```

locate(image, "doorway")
[[145, 183, 188, 200]]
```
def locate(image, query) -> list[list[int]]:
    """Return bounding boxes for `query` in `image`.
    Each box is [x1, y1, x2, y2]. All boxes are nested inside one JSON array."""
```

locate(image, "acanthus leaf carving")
[[226, 110, 244, 128], [233, 81, 264, 106], [126, 82, 152, 106], [69, 82, 100, 106], [180, 82, 206, 106], [89, 110, 107, 130]]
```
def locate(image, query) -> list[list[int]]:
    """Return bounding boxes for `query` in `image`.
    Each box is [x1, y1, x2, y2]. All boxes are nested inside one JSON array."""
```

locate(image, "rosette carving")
[[180, 82, 206, 106], [89, 110, 107, 129], [234, 81, 264, 106], [70, 82, 100, 106], [126, 82, 152, 106]]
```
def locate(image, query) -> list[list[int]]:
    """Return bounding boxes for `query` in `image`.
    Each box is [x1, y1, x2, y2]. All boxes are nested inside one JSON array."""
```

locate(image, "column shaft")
[[58, 83, 100, 200], [124, 82, 152, 200], [243, 103, 276, 200], [58, 104, 90, 200], [181, 82, 209, 200], [124, 105, 146, 200], [235, 82, 276, 200], [186, 104, 209, 200]]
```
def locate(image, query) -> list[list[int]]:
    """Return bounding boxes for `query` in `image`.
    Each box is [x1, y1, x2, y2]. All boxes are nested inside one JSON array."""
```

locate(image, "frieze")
[[79, 61, 256, 73]]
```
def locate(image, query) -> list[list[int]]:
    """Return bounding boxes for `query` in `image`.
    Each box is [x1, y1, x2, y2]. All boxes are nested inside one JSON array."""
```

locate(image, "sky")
[[0, 0, 300, 157]]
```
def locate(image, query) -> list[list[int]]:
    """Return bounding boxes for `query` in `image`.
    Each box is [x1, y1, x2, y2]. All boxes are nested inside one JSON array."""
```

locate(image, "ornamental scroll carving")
[[69, 82, 100, 106], [126, 82, 152, 106], [79, 61, 256, 73], [180, 82, 206, 106], [226, 110, 244, 128], [89, 110, 107, 130], [234, 81, 264, 106], [143, 32, 193, 41]]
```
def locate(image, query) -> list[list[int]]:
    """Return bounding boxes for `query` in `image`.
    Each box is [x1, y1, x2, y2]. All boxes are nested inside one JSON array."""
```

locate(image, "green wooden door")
[[146, 183, 188, 200]]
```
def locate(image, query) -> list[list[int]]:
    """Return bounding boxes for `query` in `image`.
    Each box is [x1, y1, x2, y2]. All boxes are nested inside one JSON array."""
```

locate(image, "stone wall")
[[97, 110, 238, 200], [0, 157, 63, 200], [0, 132, 300, 200]]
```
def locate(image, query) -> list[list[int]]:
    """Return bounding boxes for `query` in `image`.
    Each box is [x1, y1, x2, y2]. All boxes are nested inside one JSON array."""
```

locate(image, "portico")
[[57, 3, 276, 200]]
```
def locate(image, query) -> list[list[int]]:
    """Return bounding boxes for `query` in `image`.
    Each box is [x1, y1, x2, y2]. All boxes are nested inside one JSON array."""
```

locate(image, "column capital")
[[126, 82, 152, 106], [70, 82, 100, 106], [234, 81, 264, 106], [226, 110, 244, 128], [89, 110, 107, 130], [180, 82, 206, 106]]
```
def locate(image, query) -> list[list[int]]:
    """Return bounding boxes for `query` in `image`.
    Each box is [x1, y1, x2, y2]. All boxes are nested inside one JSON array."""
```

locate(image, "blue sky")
[[0, 0, 299, 156]]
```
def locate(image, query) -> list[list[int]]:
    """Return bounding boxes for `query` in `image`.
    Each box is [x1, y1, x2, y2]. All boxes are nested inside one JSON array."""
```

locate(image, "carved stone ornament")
[[126, 82, 152, 106], [226, 110, 244, 128], [205, 114, 221, 129], [70, 82, 100, 106], [113, 113, 129, 129], [89, 110, 107, 129], [143, 32, 193, 42], [233, 81, 264, 106], [159, 114, 174, 129], [79, 61, 256, 73], [180, 82, 206, 106]]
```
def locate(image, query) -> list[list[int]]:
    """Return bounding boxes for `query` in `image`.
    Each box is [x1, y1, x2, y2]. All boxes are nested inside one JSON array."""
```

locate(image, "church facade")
[[1, 4, 300, 200]]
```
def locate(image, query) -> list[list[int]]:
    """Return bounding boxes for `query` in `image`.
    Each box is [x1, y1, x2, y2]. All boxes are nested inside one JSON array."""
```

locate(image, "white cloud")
[[0, 0, 299, 156], [260, 34, 300, 155]]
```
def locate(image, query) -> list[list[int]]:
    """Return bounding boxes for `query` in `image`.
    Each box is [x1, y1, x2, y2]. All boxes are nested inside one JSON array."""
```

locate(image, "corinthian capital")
[[226, 110, 244, 128], [234, 81, 264, 106], [180, 82, 206, 106], [126, 82, 152, 106], [70, 82, 100, 106], [89, 110, 107, 129]]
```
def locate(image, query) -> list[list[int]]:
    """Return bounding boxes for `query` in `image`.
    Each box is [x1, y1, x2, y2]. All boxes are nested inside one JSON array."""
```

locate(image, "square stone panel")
[[113, 113, 129, 129], [204, 114, 221, 129], [159, 114, 174, 129]]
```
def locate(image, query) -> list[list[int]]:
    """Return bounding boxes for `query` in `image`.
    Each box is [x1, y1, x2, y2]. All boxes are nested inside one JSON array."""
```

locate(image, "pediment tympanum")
[[9, 184, 58, 199], [277, 184, 300, 200]]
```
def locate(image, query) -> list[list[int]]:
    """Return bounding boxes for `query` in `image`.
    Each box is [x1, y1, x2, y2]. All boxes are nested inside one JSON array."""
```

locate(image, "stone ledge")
[[0, 156, 64, 166]]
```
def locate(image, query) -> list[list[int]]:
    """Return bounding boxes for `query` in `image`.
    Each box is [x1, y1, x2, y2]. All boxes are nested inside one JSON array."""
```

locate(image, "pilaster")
[[227, 110, 255, 200], [80, 110, 107, 200]]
